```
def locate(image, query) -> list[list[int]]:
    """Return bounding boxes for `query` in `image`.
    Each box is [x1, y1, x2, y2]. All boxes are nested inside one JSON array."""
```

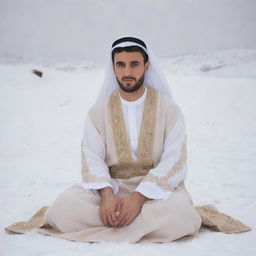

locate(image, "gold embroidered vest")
[[87, 87, 180, 180], [108, 87, 157, 179]]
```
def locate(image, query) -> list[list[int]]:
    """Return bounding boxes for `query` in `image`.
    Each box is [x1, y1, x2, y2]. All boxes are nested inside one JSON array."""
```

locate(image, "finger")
[[119, 217, 129, 227], [115, 202, 122, 221], [116, 201, 127, 224], [114, 211, 120, 226], [116, 210, 126, 224], [125, 215, 135, 226], [116, 201, 122, 216], [118, 213, 130, 228], [122, 214, 134, 227], [112, 204, 119, 223], [111, 211, 118, 226], [116, 210, 126, 227], [106, 211, 115, 227], [100, 210, 108, 227]]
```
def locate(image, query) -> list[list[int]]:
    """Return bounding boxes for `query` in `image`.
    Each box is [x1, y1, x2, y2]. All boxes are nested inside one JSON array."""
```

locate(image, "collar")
[[119, 86, 147, 107]]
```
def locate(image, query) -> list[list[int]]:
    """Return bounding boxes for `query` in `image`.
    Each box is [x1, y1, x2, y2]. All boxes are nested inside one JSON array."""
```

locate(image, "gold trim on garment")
[[81, 143, 110, 183], [109, 87, 158, 179], [142, 137, 187, 190]]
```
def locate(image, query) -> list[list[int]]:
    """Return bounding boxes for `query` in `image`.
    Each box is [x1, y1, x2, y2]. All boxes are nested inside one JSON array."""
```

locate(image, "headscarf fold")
[[96, 37, 173, 101]]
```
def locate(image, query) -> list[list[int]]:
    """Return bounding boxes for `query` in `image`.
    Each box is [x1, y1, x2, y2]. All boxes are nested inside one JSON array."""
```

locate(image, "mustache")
[[121, 76, 136, 81]]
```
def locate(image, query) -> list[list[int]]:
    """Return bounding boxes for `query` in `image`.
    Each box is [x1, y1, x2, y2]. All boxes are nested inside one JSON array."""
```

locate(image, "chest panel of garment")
[[107, 88, 160, 179], [89, 88, 173, 179]]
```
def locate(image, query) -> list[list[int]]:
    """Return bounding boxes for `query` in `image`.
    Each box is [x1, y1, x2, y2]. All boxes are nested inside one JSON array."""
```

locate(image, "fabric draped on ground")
[[5, 178, 251, 243]]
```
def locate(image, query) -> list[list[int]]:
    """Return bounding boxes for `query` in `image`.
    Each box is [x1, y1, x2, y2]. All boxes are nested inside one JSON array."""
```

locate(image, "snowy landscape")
[[1, 0, 256, 255], [0, 49, 255, 255]]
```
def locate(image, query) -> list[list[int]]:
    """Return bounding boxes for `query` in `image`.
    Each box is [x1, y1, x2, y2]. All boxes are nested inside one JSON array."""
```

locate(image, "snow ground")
[[0, 49, 255, 255]]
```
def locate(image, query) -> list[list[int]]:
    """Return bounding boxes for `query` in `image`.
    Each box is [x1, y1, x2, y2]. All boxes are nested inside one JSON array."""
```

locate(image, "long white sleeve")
[[135, 109, 187, 200], [81, 116, 118, 194]]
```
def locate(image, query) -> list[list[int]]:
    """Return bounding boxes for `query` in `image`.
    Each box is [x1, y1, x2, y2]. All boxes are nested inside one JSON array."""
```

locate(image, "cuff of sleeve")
[[135, 181, 172, 200], [82, 182, 119, 195]]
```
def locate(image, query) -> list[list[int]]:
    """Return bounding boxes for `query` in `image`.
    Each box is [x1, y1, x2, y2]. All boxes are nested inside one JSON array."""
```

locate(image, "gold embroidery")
[[109, 163, 154, 179], [5, 206, 49, 234], [109, 87, 158, 179], [137, 87, 158, 165], [109, 91, 133, 164], [81, 143, 110, 183], [143, 138, 187, 190]]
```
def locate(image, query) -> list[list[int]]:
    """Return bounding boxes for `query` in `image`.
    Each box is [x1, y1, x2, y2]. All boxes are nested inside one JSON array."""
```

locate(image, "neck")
[[119, 85, 146, 101]]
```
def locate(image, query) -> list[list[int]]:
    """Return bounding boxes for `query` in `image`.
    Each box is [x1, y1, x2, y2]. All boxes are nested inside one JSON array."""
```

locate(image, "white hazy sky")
[[0, 0, 256, 60]]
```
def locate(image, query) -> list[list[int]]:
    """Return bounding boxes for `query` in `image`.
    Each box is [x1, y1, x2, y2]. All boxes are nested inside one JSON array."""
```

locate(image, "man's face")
[[113, 51, 149, 93]]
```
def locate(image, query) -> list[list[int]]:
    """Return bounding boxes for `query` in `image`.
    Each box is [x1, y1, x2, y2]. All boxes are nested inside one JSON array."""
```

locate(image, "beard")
[[116, 73, 145, 93]]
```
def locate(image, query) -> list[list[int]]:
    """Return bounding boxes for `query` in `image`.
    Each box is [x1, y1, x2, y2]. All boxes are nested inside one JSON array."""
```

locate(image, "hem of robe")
[[5, 203, 251, 243], [36, 226, 200, 243], [36, 203, 251, 243], [4, 182, 251, 243]]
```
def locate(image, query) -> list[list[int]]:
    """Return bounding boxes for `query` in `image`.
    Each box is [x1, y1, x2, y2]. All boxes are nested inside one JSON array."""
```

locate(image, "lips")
[[122, 77, 136, 82]]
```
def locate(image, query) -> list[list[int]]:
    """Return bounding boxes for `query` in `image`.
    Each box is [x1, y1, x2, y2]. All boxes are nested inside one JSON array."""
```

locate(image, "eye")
[[116, 62, 125, 68], [131, 62, 140, 67]]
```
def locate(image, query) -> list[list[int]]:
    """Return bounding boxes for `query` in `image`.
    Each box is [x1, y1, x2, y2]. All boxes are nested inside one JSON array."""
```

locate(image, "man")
[[42, 37, 202, 242]]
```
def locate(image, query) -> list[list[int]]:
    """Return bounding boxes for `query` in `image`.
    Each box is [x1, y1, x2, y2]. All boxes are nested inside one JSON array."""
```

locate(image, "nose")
[[124, 66, 132, 77]]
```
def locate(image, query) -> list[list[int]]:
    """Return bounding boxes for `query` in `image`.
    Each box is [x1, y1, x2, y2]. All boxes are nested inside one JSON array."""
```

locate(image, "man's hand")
[[99, 187, 119, 227], [116, 192, 147, 227]]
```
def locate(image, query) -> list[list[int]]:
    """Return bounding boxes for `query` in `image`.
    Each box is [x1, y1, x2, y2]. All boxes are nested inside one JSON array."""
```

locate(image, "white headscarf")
[[96, 37, 173, 101]]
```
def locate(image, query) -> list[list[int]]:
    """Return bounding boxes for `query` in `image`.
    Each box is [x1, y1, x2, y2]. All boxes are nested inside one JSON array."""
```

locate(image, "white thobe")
[[82, 87, 187, 199]]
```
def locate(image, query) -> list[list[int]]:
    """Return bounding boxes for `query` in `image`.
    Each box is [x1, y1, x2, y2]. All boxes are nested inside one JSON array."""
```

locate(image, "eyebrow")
[[115, 60, 140, 65], [115, 61, 125, 65]]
